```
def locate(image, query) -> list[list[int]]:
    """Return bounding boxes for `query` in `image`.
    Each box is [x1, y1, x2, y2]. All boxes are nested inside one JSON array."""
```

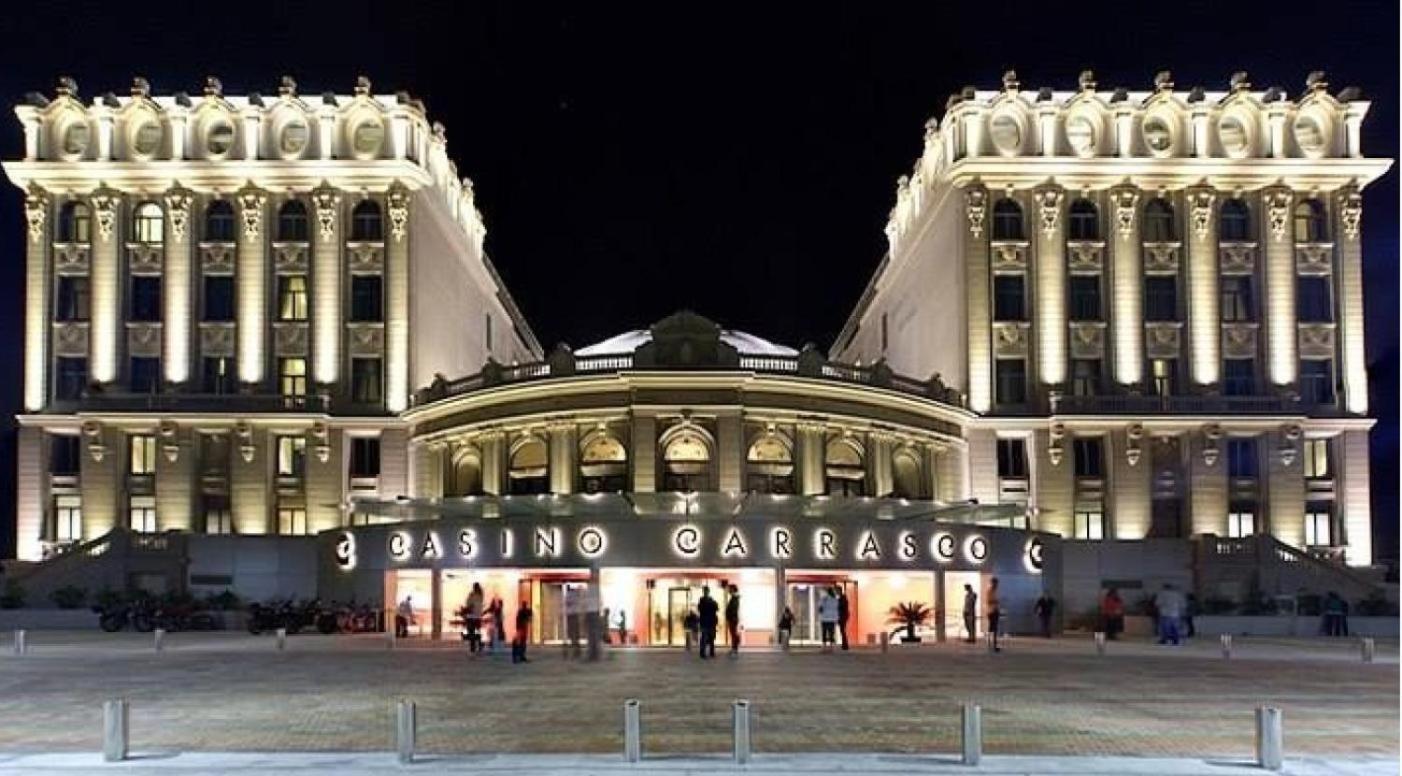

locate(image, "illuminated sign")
[[577, 526, 607, 558], [335, 531, 357, 570], [770, 527, 793, 560], [673, 525, 701, 557], [931, 532, 956, 563], [721, 527, 748, 558]]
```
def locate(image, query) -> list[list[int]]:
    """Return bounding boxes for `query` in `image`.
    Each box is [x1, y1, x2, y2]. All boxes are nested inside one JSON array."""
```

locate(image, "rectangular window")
[[1073, 437, 1104, 478], [1069, 275, 1102, 321], [994, 359, 1027, 405], [55, 357, 87, 400], [351, 358, 383, 404], [278, 507, 308, 536], [277, 275, 309, 321], [203, 495, 232, 535], [279, 357, 307, 397], [1303, 439, 1331, 479], [55, 276, 90, 322], [202, 275, 235, 322], [129, 434, 157, 475], [1227, 438, 1258, 478], [49, 435, 81, 475], [277, 435, 306, 478], [1144, 276, 1178, 322], [996, 438, 1028, 478], [1220, 275, 1255, 322], [1296, 276, 1333, 323], [1304, 505, 1332, 546], [1150, 358, 1176, 397], [1071, 358, 1101, 397], [1299, 360, 1334, 405], [1228, 508, 1255, 538], [130, 356, 161, 393], [879, 313, 887, 353], [129, 276, 162, 322], [350, 275, 383, 322], [129, 495, 157, 533], [1223, 358, 1255, 396], [1074, 509, 1105, 540], [349, 437, 381, 479], [53, 495, 82, 542], [993, 275, 1027, 321], [201, 356, 235, 395]]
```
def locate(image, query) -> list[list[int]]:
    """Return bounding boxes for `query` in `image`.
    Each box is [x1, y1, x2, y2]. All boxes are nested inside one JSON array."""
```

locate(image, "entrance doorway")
[[646, 576, 736, 647], [784, 578, 857, 645]]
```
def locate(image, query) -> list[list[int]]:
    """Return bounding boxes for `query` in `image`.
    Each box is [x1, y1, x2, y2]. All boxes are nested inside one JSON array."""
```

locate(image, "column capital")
[[312, 181, 342, 241], [1034, 185, 1064, 238], [1338, 182, 1362, 241], [963, 185, 988, 237], [1186, 185, 1216, 240], [1263, 186, 1293, 241], [236, 181, 267, 240], [387, 180, 411, 242], [164, 182, 195, 241], [1109, 185, 1139, 236], [23, 183, 48, 243], [89, 184, 120, 240]]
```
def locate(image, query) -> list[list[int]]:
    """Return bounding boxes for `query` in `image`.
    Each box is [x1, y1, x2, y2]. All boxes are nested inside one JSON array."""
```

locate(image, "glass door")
[[666, 587, 692, 646]]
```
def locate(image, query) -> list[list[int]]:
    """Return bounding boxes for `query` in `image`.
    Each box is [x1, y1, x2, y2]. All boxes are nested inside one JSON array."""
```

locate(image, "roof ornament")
[[279, 75, 297, 98], [1152, 70, 1174, 92], [203, 76, 223, 98], [55, 76, 78, 98], [1305, 71, 1328, 93], [130, 77, 151, 98], [1001, 69, 1019, 92], [1229, 71, 1250, 92], [354, 75, 372, 96], [1078, 70, 1097, 92], [1187, 86, 1206, 103]]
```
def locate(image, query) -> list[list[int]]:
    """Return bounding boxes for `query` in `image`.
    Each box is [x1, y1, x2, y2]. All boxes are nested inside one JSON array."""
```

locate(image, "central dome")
[[575, 313, 798, 358]]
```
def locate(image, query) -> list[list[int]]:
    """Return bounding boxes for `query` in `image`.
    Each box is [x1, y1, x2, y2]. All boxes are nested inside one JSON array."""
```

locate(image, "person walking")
[[725, 585, 742, 656], [778, 605, 794, 649], [836, 587, 851, 651], [512, 600, 533, 663], [487, 596, 504, 653], [818, 587, 840, 652], [464, 583, 485, 654], [1101, 588, 1125, 640], [986, 577, 1002, 652], [616, 609, 628, 646], [683, 608, 700, 652], [1034, 594, 1055, 638], [395, 594, 415, 638], [962, 584, 978, 644], [1154, 583, 1185, 646], [697, 586, 719, 659]]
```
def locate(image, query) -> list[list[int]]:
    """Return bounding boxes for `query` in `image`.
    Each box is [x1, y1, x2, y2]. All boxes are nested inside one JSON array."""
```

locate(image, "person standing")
[[1154, 583, 1185, 646], [512, 600, 533, 664], [616, 609, 628, 646], [697, 586, 719, 659], [1101, 588, 1124, 640], [725, 585, 742, 656], [962, 584, 978, 644], [818, 587, 840, 652], [1184, 593, 1198, 638], [1323, 591, 1345, 637], [836, 587, 851, 651], [986, 577, 1002, 653], [464, 583, 485, 654], [396, 595, 415, 638], [1033, 594, 1055, 638], [683, 608, 700, 652], [778, 605, 794, 650], [487, 596, 504, 653]]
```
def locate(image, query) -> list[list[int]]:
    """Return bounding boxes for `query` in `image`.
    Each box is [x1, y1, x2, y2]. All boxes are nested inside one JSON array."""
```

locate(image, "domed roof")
[[575, 315, 798, 358]]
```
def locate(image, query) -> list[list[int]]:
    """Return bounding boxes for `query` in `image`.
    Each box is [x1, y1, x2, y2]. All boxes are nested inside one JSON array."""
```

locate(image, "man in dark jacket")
[[837, 588, 851, 651], [697, 586, 719, 659], [725, 585, 742, 656]]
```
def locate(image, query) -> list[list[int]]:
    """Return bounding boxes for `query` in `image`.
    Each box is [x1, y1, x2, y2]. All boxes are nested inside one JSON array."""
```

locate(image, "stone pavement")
[[0, 631, 1394, 761]]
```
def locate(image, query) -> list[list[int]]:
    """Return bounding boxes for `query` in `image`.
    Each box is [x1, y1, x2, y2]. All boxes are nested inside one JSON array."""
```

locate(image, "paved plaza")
[[0, 631, 1394, 767]]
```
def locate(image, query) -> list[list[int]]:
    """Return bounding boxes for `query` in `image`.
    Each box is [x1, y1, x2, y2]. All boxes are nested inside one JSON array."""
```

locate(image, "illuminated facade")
[[833, 70, 1391, 567]]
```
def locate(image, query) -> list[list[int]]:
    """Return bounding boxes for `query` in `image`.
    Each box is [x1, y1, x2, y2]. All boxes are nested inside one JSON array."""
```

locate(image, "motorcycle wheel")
[[133, 614, 155, 633], [99, 614, 124, 633]]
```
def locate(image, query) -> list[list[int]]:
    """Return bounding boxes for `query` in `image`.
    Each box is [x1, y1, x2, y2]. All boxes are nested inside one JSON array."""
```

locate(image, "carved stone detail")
[[1144, 322, 1182, 359], [200, 323, 236, 357], [54, 244, 91, 275], [387, 182, 410, 242], [1068, 322, 1107, 359], [127, 323, 162, 357], [1294, 244, 1333, 276], [1142, 243, 1181, 274], [1188, 188, 1216, 240], [1047, 423, 1066, 466], [1279, 424, 1303, 468], [992, 322, 1030, 359], [347, 244, 384, 273], [164, 184, 195, 241], [964, 186, 988, 238], [24, 184, 48, 244], [1297, 323, 1336, 359], [1066, 241, 1105, 274], [53, 322, 89, 356], [1201, 424, 1223, 467], [1221, 323, 1259, 359], [310, 421, 330, 464], [237, 183, 266, 241], [312, 183, 341, 241], [199, 244, 236, 274], [273, 243, 309, 273], [235, 421, 255, 463], [273, 322, 309, 356], [1126, 423, 1145, 467], [1264, 188, 1292, 241], [1111, 187, 1139, 237], [90, 186, 119, 240], [83, 420, 106, 462], [126, 244, 163, 274], [159, 420, 180, 463], [1339, 184, 1362, 241], [990, 243, 1028, 273], [347, 323, 385, 356], [1035, 187, 1063, 238], [1218, 243, 1257, 275]]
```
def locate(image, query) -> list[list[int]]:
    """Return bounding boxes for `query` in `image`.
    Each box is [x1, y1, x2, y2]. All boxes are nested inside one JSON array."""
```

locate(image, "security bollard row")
[[623, 699, 642, 762], [732, 699, 752, 764], [396, 699, 416, 765], [1255, 706, 1283, 771], [961, 702, 982, 765], [154, 628, 166, 653], [103, 699, 128, 762]]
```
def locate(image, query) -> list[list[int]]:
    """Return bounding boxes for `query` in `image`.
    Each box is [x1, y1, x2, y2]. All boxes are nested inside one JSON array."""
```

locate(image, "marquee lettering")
[[500, 529, 514, 558], [721, 527, 748, 558], [932, 533, 955, 562], [388, 531, 410, 561], [578, 527, 606, 558], [898, 531, 918, 561], [335, 531, 357, 570], [770, 527, 792, 560], [815, 528, 837, 560], [420, 531, 441, 560], [673, 525, 700, 557], [457, 529, 477, 559], [858, 531, 881, 561], [535, 527, 561, 558], [966, 535, 988, 563]]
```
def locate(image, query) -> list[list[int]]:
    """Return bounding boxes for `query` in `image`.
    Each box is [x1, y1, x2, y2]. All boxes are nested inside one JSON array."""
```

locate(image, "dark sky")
[[0, 2, 1395, 561]]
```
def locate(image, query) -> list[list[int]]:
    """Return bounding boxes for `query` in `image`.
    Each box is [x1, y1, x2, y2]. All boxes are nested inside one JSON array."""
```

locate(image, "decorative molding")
[[159, 420, 180, 463], [126, 244, 163, 274], [992, 322, 1030, 359], [1264, 187, 1292, 241], [24, 184, 48, 244], [1035, 186, 1063, 238], [990, 242, 1029, 273], [1066, 241, 1105, 274], [1201, 423, 1223, 467], [1279, 424, 1303, 467], [1142, 243, 1181, 274], [235, 420, 255, 463], [53, 244, 91, 275], [1294, 244, 1334, 275], [1111, 187, 1139, 237], [236, 183, 266, 241], [127, 323, 162, 357], [1297, 323, 1337, 359], [1221, 322, 1259, 359], [1144, 322, 1182, 359], [90, 186, 119, 240], [346, 243, 384, 273], [310, 421, 330, 464], [273, 322, 309, 356], [83, 420, 106, 462], [52, 322, 89, 357], [312, 182, 341, 241], [964, 186, 988, 238], [199, 323, 236, 357], [1047, 422, 1066, 466], [1068, 322, 1107, 359], [387, 181, 410, 242], [163, 184, 195, 241], [272, 243, 309, 273], [347, 323, 385, 356], [1339, 184, 1362, 241], [199, 243, 236, 274], [1188, 187, 1216, 240], [1218, 243, 1257, 275], [1126, 423, 1144, 467]]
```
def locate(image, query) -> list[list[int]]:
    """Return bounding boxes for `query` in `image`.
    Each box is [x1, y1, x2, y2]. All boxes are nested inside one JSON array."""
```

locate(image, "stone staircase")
[[1193, 534, 1382, 604], [3, 529, 189, 606]]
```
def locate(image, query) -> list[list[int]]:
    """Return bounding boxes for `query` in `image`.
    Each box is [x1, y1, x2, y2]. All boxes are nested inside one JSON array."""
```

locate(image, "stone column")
[[410, 441, 444, 499], [80, 424, 121, 538], [925, 444, 942, 502], [963, 186, 993, 412], [965, 429, 998, 505], [430, 568, 443, 640], [1186, 187, 1219, 387], [1108, 427, 1150, 539], [549, 423, 576, 495], [1266, 426, 1305, 548], [235, 184, 267, 386], [1032, 428, 1073, 537], [716, 413, 743, 493], [1336, 186, 1366, 414], [796, 422, 825, 496], [154, 423, 194, 532], [479, 431, 506, 496], [385, 183, 411, 412], [1188, 426, 1228, 536], [870, 432, 894, 497], [630, 415, 656, 493], [22, 186, 49, 410], [89, 188, 121, 384], [933, 569, 947, 642], [163, 186, 195, 384], [311, 184, 343, 386], [1262, 187, 1297, 387], [15, 426, 45, 560], [231, 425, 271, 535], [306, 426, 345, 533], [773, 566, 787, 645], [1034, 186, 1067, 388], [1109, 187, 1142, 386], [936, 444, 969, 503], [1338, 430, 1372, 566]]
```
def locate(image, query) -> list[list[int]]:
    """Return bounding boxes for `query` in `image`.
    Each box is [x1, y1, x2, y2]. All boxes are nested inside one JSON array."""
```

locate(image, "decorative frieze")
[[90, 186, 119, 240], [1218, 242, 1257, 275], [1264, 188, 1292, 241], [387, 182, 410, 242], [1035, 187, 1063, 237], [1142, 243, 1181, 274], [1221, 322, 1259, 359], [1297, 323, 1337, 359], [127, 323, 162, 357], [199, 323, 236, 357], [1338, 185, 1362, 241], [236, 184, 266, 240], [164, 184, 195, 240], [24, 184, 47, 244], [273, 322, 309, 356], [273, 243, 310, 273], [1144, 322, 1182, 358], [1068, 322, 1107, 359], [199, 243, 236, 274], [1188, 188, 1216, 240], [992, 322, 1030, 359], [159, 420, 180, 463], [346, 243, 384, 273], [53, 244, 91, 275], [1111, 187, 1139, 237], [52, 322, 89, 357], [347, 323, 385, 356], [1295, 244, 1333, 275], [126, 244, 163, 274], [1201, 424, 1223, 467], [964, 186, 988, 238], [1066, 241, 1105, 274], [990, 242, 1029, 273], [312, 183, 341, 241]]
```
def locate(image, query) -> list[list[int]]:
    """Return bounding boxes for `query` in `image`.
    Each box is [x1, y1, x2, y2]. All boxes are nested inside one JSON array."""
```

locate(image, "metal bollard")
[[1094, 631, 1106, 655], [1255, 706, 1283, 771], [880, 631, 889, 653], [1361, 637, 1375, 663], [623, 699, 642, 762], [103, 699, 129, 762], [13, 630, 26, 655], [1221, 633, 1233, 659], [396, 699, 416, 765], [960, 703, 982, 766], [732, 699, 752, 764], [276, 627, 287, 651], [153, 628, 165, 652]]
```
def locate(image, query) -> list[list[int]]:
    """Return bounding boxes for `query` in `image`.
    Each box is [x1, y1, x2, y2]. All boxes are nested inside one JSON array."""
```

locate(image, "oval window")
[[352, 120, 384, 157], [279, 120, 309, 157], [1066, 115, 1096, 156], [1293, 115, 1326, 154], [1143, 116, 1173, 153], [990, 114, 1021, 154], [1218, 116, 1249, 156], [62, 121, 90, 157], [206, 121, 236, 157], [131, 121, 162, 157]]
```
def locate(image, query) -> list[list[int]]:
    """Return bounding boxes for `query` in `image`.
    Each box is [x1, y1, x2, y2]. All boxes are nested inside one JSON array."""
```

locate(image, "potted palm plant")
[[887, 601, 932, 644]]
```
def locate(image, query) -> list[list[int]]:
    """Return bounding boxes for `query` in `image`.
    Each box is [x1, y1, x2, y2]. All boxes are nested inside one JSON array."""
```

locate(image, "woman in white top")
[[817, 587, 840, 652]]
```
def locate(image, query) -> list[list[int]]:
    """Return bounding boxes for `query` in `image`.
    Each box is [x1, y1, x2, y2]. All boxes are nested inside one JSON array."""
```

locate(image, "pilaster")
[[963, 185, 992, 411], [1031, 428, 1073, 537], [311, 183, 343, 385], [1109, 186, 1142, 385], [80, 424, 121, 538], [306, 427, 345, 533], [1188, 427, 1228, 536], [1266, 426, 1305, 548], [936, 444, 968, 502], [1338, 430, 1372, 566], [23, 186, 49, 409], [163, 185, 195, 384], [89, 187, 121, 383], [1109, 427, 1151, 539], [869, 432, 894, 497], [154, 423, 194, 531], [966, 429, 998, 505], [1186, 186, 1219, 387], [1034, 185, 1067, 387], [1263, 187, 1297, 386], [16, 427, 44, 560], [479, 431, 506, 496], [235, 183, 267, 385], [379, 427, 409, 498], [231, 426, 271, 534], [630, 415, 657, 493], [549, 423, 577, 495], [385, 183, 411, 412], [716, 413, 743, 493], [795, 422, 825, 496], [1336, 185, 1366, 413]]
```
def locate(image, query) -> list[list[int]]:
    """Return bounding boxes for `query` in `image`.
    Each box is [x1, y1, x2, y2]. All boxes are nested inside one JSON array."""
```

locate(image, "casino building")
[[3, 71, 1389, 644]]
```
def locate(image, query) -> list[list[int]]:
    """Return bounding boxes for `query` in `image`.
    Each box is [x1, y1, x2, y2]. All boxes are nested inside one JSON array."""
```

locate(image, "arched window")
[[1067, 198, 1099, 241], [204, 200, 236, 242], [57, 201, 91, 243], [824, 437, 866, 497], [579, 432, 627, 493], [276, 200, 310, 242], [446, 448, 483, 497], [1293, 199, 1328, 243], [662, 427, 712, 493], [891, 448, 925, 499], [991, 199, 1024, 241], [1143, 198, 1175, 242], [350, 200, 383, 241], [746, 433, 794, 494], [507, 436, 549, 495], [132, 202, 164, 244], [1219, 199, 1252, 242]]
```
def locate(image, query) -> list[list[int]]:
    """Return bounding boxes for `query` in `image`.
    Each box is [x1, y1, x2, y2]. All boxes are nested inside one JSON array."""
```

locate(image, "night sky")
[[0, 2, 1395, 561]]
